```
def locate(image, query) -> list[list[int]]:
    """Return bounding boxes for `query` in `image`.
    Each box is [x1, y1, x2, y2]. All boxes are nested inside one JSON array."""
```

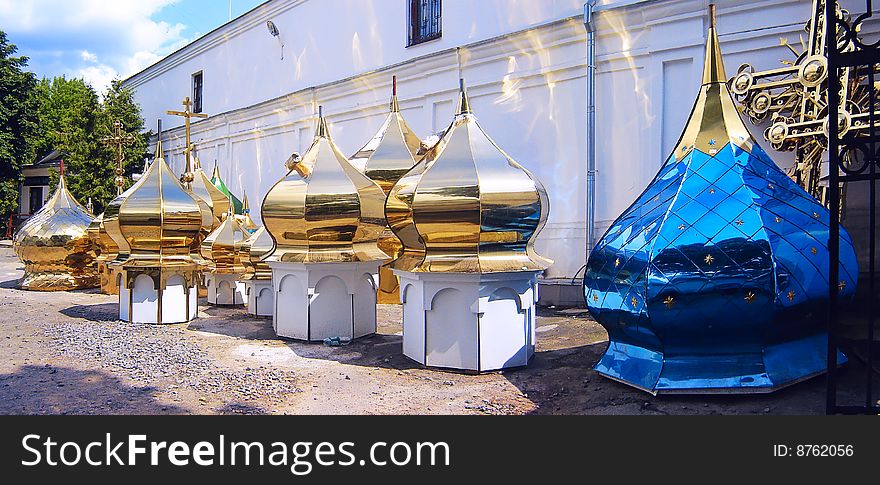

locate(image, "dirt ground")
[[0, 245, 869, 415]]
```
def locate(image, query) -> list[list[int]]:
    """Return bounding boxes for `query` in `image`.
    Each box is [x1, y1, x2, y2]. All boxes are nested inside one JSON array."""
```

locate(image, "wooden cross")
[[101, 120, 136, 195], [166, 97, 208, 177]]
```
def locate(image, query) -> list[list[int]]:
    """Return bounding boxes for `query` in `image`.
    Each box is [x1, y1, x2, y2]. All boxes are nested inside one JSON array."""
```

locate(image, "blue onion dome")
[[582, 8, 858, 393]]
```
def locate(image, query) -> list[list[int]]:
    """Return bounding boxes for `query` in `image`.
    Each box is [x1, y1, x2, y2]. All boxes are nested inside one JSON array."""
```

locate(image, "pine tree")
[[0, 30, 39, 222]]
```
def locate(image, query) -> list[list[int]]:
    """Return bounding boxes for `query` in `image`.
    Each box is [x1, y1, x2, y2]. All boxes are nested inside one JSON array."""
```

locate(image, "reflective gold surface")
[[234, 192, 260, 233], [13, 173, 98, 290], [386, 81, 552, 274], [103, 181, 140, 277], [239, 226, 273, 280], [675, 21, 754, 162], [117, 138, 204, 290], [87, 212, 121, 294], [190, 152, 230, 237], [200, 206, 248, 274], [166, 97, 222, 261], [350, 77, 426, 193], [351, 78, 426, 302], [261, 108, 388, 264]]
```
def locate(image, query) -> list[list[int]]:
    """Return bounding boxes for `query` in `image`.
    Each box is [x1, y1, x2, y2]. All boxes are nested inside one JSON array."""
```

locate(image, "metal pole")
[[584, 0, 597, 269], [825, 0, 839, 414]]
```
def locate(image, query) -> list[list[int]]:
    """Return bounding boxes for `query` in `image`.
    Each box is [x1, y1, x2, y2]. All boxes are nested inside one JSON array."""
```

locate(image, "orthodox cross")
[[729, 0, 880, 211], [101, 120, 136, 196], [166, 96, 208, 185]]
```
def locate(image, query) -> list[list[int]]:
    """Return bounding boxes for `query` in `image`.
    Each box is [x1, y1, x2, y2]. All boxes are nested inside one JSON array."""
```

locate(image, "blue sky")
[[0, 0, 265, 94]]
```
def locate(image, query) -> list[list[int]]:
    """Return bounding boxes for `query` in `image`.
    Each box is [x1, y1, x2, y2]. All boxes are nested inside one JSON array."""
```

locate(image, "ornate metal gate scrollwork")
[[826, 0, 880, 415], [730, 0, 880, 215]]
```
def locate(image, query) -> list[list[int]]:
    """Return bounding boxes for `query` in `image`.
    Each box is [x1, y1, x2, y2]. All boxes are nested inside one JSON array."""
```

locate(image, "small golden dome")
[[261, 107, 388, 263], [350, 76, 425, 194], [13, 171, 98, 290], [200, 206, 248, 274], [191, 152, 230, 231], [117, 140, 204, 272], [102, 181, 141, 269], [386, 80, 552, 273], [87, 212, 119, 265], [234, 192, 260, 233], [239, 226, 273, 280], [88, 211, 120, 293]]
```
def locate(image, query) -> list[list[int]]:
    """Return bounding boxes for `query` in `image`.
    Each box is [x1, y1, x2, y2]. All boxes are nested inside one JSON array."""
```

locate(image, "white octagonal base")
[[268, 261, 381, 341], [394, 270, 540, 372], [119, 273, 198, 324], [244, 278, 274, 317], [205, 273, 245, 306]]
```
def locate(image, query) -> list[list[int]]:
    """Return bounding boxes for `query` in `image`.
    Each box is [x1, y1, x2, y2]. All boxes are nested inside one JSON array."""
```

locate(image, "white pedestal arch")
[[268, 261, 381, 341], [243, 278, 274, 317], [119, 271, 198, 324], [395, 270, 541, 372], [205, 273, 246, 306]]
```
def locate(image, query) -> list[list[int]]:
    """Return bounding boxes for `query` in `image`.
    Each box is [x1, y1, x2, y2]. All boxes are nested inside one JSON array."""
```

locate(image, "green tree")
[[39, 77, 103, 209], [98, 79, 151, 195], [40, 78, 150, 214], [0, 30, 38, 222]]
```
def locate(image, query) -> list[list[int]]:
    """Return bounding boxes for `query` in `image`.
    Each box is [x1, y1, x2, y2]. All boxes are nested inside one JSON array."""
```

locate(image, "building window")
[[408, 0, 441, 47], [192, 71, 203, 113], [28, 187, 42, 215]]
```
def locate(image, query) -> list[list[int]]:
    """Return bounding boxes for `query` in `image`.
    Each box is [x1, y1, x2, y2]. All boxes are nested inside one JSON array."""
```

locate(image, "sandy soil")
[[0, 246, 870, 415]]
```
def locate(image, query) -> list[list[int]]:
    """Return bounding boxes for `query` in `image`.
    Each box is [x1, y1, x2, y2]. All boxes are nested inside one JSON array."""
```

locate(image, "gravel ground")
[[44, 319, 301, 407], [0, 245, 874, 415]]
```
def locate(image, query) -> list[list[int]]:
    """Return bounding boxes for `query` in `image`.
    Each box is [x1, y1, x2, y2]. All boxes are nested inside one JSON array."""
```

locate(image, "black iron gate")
[[827, 0, 880, 414]]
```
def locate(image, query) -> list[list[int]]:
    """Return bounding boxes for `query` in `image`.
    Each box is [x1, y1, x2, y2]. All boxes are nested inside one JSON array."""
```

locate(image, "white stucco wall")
[[123, 0, 875, 280]]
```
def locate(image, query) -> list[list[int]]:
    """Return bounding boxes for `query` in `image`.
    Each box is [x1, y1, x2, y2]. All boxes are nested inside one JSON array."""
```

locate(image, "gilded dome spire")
[[235, 191, 260, 233], [675, 4, 752, 160], [349, 76, 425, 192], [261, 106, 388, 263], [103, 145, 158, 271], [239, 225, 273, 280], [117, 139, 204, 272], [13, 165, 98, 290], [385, 79, 552, 273], [200, 204, 248, 273], [87, 211, 120, 293], [189, 148, 230, 231]]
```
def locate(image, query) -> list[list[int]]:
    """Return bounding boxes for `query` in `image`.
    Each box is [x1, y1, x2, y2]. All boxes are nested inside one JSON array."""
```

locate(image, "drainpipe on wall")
[[582, 0, 657, 273], [584, 0, 597, 270]]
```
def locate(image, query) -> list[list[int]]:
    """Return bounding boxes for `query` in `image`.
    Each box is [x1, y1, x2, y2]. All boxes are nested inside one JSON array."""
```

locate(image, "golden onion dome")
[[350, 76, 425, 193], [261, 107, 388, 263], [386, 80, 552, 273], [13, 171, 98, 290], [102, 180, 141, 269], [190, 152, 230, 232], [234, 192, 260, 233], [87, 212, 119, 265], [239, 226, 273, 280], [200, 206, 248, 273], [117, 140, 204, 270]]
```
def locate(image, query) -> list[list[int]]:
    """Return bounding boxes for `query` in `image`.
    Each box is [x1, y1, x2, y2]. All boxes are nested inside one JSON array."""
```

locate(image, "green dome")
[[210, 162, 243, 214]]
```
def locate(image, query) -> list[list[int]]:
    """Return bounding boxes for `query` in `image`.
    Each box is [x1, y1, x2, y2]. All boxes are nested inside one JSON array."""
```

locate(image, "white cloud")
[[78, 64, 119, 95], [0, 0, 193, 94]]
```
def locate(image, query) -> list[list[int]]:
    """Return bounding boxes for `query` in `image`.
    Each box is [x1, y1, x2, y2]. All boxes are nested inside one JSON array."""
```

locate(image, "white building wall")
[[123, 0, 876, 280]]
